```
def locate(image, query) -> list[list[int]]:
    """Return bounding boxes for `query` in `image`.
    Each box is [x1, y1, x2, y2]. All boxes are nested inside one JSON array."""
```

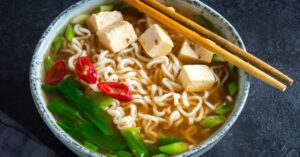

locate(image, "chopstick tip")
[[289, 79, 294, 86], [281, 86, 287, 92]]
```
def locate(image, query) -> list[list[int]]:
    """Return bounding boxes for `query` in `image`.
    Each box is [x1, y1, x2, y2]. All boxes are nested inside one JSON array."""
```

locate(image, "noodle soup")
[[41, 2, 239, 156]]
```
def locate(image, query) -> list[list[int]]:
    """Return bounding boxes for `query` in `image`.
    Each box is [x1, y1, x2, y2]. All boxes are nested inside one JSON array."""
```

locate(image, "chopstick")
[[141, 0, 294, 86], [123, 0, 289, 91]]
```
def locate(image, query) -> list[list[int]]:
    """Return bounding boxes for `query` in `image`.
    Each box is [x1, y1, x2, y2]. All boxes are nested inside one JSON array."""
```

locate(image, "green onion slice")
[[228, 82, 238, 96], [65, 24, 75, 42], [215, 103, 232, 115], [53, 35, 62, 52], [200, 115, 226, 128]]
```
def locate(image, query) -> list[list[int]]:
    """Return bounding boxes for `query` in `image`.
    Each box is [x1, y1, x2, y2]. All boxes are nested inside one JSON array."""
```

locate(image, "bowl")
[[30, 0, 250, 156]]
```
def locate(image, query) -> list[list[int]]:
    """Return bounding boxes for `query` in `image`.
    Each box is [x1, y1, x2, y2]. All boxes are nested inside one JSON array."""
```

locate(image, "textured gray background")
[[0, 0, 299, 157]]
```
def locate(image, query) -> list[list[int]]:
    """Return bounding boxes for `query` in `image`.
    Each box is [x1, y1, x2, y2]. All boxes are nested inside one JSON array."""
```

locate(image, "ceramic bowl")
[[30, 0, 250, 156]]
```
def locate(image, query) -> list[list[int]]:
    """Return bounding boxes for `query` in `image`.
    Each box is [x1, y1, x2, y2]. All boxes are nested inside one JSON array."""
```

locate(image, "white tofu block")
[[146, 7, 175, 27], [87, 11, 123, 33], [97, 21, 137, 53], [177, 39, 214, 64], [193, 40, 214, 63], [178, 65, 216, 92], [177, 40, 200, 63], [138, 24, 174, 58]]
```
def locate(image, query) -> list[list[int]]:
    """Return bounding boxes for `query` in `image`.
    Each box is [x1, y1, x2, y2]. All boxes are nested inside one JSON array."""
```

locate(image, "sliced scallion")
[[115, 150, 134, 157], [53, 35, 62, 52], [228, 63, 237, 73], [215, 103, 232, 115], [194, 15, 214, 30], [114, 2, 131, 10], [86, 92, 114, 109], [65, 24, 75, 42], [94, 4, 114, 13], [158, 136, 182, 145], [194, 14, 222, 35], [43, 56, 54, 72], [83, 141, 99, 152], [152, 154, 168, 157], [200, 115, 226, 128], [228, 82, 238, 96], [212, 55, 226, 62], [41, 84, 58, 93], [159, 142, 189, 155]]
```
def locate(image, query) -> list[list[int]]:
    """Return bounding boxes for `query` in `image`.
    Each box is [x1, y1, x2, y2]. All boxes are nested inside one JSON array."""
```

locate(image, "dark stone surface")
[[0, 0, 299, 157]]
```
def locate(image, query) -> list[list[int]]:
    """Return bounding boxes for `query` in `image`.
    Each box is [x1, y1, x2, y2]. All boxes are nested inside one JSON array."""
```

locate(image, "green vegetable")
[[65, 24, 75, 42], [87, 92, 114, 109], [200, 115, 226, 128], [58, 119, 84, 142], [215, 103, 232, 115], [227, 63, 237, 73], [58, 77, 114, 135], [228, 82, 238, 96], [147, 144, 160, 155], [57, 119, 76, 133], [58, 119, 125, 153], [115, 150, 134, 157], [158, 136, 182, 145], [194, 15, 214, 30], [48, 99, 82, 121], [41, 84, 58, 92], [212, 55, 226, 62], [95, 4, 114, 12], [48, 100, 125, 151], [152, 154, 167, 157], [83, 142, 99, 152], [48, 98, 126, 152], [122, 127, 149, 157], [159, 142, 189, 155], [79, 120, 126, 152], [53, 35, 62, 52], [114, 2, 132, 10], [194, 15, 221, 35], [44, 56, 54, 72], [71, 14, 89, 24]]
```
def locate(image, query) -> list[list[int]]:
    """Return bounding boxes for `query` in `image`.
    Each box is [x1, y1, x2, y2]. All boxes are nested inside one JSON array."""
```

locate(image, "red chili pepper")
[[75, 57, 97, 84], [97, 82, 133, 102], [45, 60, 68, 85]]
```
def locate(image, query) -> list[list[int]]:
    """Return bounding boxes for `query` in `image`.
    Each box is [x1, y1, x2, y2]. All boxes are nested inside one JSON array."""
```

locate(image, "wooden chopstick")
[[141, 0, 294, 86], [123, 0, 288, 91]]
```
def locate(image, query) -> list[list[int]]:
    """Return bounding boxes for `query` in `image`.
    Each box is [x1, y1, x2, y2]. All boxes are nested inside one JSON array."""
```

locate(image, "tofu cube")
[[87, 11, 123, 33], [178, 65, 216, 92], [177, 39, 214, 64], [177, 40, 200, 64], [138, 24, 174, 58], [193, 40, 214, 63], [146, 7, 175, 27], [97, 21, 137, 53]]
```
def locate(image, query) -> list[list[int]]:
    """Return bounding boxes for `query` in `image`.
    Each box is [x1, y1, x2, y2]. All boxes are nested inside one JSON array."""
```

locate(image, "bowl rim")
[[29, 0, 250, 156]]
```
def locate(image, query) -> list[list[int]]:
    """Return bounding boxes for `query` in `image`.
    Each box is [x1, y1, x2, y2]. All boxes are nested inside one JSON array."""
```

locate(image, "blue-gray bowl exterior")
[[29, 0, 250, 157]]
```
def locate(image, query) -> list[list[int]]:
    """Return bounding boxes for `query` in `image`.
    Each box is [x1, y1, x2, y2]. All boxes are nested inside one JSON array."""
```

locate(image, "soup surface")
[[42, 2, 238, 156]]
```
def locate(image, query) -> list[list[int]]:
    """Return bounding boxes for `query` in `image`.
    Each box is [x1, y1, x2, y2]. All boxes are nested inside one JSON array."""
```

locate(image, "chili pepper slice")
[[75, 57, 97, 84], [45, 60, 67, 85], [97, 82, 132, 102]]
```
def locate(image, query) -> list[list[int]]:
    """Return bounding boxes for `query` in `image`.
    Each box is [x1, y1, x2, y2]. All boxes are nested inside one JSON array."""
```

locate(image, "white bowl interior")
[[30, 0, 250, 156]]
